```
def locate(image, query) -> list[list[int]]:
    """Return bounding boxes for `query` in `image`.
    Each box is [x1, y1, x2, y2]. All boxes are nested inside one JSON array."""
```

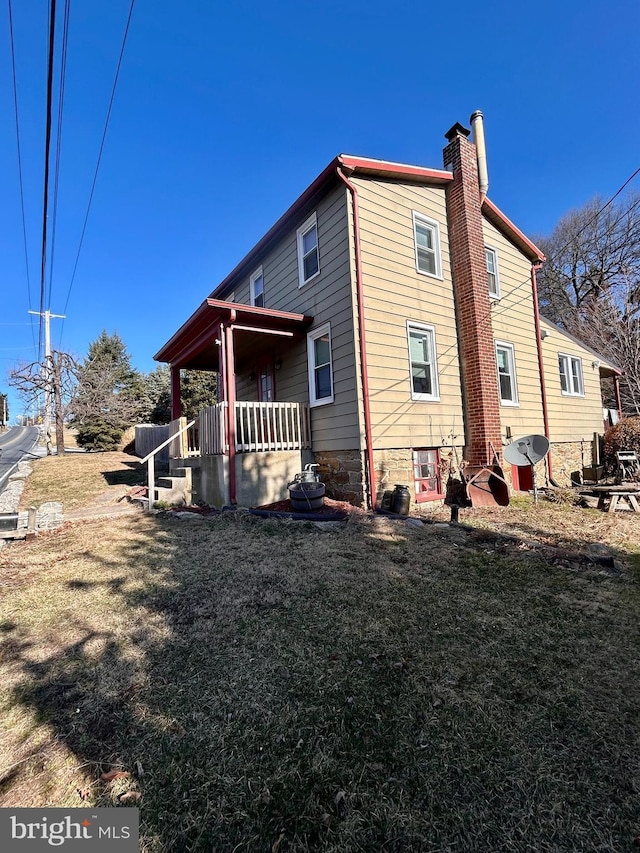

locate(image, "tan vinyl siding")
[[540, 318, 612, 442], [352, 177, 464, 449], [232, 185, 360, 452], [483, 219, 545, 439]]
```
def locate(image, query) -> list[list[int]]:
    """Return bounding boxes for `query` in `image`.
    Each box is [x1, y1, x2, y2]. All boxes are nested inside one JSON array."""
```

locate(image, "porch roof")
[[154, 299, 313, 371]]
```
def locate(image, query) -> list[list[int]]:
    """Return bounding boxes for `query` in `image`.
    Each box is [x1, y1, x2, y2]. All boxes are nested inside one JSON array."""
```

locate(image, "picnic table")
[[588, 484, 640, 514]]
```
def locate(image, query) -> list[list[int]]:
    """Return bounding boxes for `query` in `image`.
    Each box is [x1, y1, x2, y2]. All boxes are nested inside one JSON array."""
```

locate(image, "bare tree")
[[536, 192, 640, 334], [9, 351, 77, 455], [580, 279, 640, 415]]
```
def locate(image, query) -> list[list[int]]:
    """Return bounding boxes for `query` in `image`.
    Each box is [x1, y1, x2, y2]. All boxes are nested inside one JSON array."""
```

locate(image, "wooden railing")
[[234, 401, 311, 452], [169, 417, 201, 458], [169, 402, 311, 457]]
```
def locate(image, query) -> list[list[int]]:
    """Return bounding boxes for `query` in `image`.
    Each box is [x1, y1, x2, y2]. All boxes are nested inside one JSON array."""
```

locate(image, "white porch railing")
[[170, 401, 311, 457], [235, 401, 311, 452]]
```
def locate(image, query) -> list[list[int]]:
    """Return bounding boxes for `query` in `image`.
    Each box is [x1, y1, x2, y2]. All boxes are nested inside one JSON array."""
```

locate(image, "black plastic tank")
[[392, 484, 411, 516]]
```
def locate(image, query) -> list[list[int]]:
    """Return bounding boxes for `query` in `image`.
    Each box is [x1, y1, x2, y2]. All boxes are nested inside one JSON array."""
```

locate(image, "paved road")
[[0, 426, 41, 492]]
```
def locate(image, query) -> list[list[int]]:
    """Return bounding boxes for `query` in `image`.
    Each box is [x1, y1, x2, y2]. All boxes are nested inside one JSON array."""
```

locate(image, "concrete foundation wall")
[[235, 449, 313, 507], [172, 449, 314, 508]]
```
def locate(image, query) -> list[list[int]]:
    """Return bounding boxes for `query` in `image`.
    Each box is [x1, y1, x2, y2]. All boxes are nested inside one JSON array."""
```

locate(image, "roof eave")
[[482, 197, 545, 263]]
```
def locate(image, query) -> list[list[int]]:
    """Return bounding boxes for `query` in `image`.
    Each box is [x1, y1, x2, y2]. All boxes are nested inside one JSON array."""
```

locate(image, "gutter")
[[531, 263, 554, 481], [336, 165, 375, 511]]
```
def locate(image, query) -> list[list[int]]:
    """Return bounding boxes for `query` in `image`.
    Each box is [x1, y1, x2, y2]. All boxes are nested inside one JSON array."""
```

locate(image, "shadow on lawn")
[[1, 512, 640, 852]]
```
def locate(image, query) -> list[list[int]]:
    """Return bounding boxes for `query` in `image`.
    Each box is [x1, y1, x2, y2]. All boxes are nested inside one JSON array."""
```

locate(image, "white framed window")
[[558, 353, 584, 396], [412, 212, 442, 278], [250, 266, 264, 308], [495, 341, 518, 406], [307, 323, 333, 406], [407, 321, 440, 401], [297, 212, 320, 287], [485, 246, 500, 297]]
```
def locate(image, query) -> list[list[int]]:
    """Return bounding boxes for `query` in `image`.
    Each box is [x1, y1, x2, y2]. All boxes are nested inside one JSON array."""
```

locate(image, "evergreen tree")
[[71, 331, 143, 450]]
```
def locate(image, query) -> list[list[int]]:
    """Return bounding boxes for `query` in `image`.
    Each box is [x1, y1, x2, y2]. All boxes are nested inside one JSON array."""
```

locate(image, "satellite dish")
[[503, 434, 550, 467]]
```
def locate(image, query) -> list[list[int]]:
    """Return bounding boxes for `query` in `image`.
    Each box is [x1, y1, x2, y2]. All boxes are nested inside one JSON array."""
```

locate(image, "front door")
[[258, 363, 275, 402]]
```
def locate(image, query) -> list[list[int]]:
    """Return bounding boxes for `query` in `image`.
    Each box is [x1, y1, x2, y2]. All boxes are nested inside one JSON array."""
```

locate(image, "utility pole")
[[28, 309, 66, 453]]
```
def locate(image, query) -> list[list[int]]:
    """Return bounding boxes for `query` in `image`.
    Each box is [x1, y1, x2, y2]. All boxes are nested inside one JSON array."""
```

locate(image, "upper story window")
[[412, 212, 442, 278], [407, 321, 439, 401], [558, 353, 584, 396], [307, 323, 333, 406], [496, 341, 518, 406], [485, 246, 500, 297], [297, 212, 320, 287], [250, 267, 264, 307]]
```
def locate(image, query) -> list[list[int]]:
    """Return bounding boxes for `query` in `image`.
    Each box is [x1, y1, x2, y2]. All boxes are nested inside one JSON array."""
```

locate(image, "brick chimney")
[[443, 122, 502, 467]]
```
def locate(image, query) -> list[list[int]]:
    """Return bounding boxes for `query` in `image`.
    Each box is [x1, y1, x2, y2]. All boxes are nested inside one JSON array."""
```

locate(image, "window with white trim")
[[413, 448, 443, 502], [495, 341, 518, 405], [297, 213, 320, 287], [412, 212, 442, 278], [307, 323, 333, 406], [407, 322, 439, 400], [250, 266, 264, 308], [558, 353, 584, 396], [485, 246, 500, 297]]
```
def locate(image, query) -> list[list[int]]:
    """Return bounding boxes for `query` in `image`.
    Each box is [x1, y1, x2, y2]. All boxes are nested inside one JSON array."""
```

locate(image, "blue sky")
[[1, 0, 639, 420]]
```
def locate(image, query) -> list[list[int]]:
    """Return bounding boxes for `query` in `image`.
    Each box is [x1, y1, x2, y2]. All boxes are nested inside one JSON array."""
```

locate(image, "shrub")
[[76, 420, 125, 451], [602, 417, 640, 474]]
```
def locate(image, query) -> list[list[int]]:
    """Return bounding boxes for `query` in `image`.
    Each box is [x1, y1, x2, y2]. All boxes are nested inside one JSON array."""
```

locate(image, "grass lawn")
[[2, 453, 640, 851]]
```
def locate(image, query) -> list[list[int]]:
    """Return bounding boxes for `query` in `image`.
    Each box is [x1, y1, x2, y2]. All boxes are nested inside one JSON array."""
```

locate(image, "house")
[[154, 114, 621, 509]]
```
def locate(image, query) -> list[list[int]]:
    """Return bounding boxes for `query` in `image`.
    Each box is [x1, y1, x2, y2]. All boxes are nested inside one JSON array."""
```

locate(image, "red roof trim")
[[154, 299, 312, 364], [339, 155, 454, 184], [482, 197, 545, 262]]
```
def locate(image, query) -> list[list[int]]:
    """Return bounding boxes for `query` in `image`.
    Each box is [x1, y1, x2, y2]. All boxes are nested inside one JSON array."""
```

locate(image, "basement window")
[[413, 448, 443, 502]]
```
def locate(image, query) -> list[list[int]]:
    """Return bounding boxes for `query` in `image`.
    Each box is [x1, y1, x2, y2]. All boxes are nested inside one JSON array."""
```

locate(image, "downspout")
[[531, 262, 554, 481], [336, 165, 375, 510]]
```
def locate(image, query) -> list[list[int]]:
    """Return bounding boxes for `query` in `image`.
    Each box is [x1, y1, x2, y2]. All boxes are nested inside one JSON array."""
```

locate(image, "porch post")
[[614, 374, 623, 420], [170, 366, 182, 419], [224, 316, 237, 504]]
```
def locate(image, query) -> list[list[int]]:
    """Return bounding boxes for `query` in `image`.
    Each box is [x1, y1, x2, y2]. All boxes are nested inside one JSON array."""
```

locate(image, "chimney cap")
[[444, 122, 471, 142]]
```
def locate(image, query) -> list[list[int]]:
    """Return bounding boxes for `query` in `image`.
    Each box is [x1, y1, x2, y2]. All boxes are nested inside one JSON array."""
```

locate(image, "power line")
[[46, 0, 71, 313], [7, 0, 36, 353], [37, 0, 58, 362], [59, 0, 137, 342]]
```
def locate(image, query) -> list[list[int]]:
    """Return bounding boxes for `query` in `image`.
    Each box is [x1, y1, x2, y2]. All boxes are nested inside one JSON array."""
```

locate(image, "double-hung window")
[[412, 212, 442, 278], [485, 246, 500, 297], [407, 322, 439, 401], [495, 341, 518, 405], [558, 354, 584, 396], [307, 323, 333, 406], [250, 266, 264, 308], [297, 212, 320, 287]]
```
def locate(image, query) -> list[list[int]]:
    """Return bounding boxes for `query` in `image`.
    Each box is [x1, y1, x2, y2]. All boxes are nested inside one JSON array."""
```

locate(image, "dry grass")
[[19, 451, 143, 511], [2, 456, 640, 851]]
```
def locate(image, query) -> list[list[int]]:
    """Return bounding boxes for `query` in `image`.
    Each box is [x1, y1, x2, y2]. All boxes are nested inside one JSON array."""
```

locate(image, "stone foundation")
[[314, 449, 366, 506], [549, 440, 596, 486]]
